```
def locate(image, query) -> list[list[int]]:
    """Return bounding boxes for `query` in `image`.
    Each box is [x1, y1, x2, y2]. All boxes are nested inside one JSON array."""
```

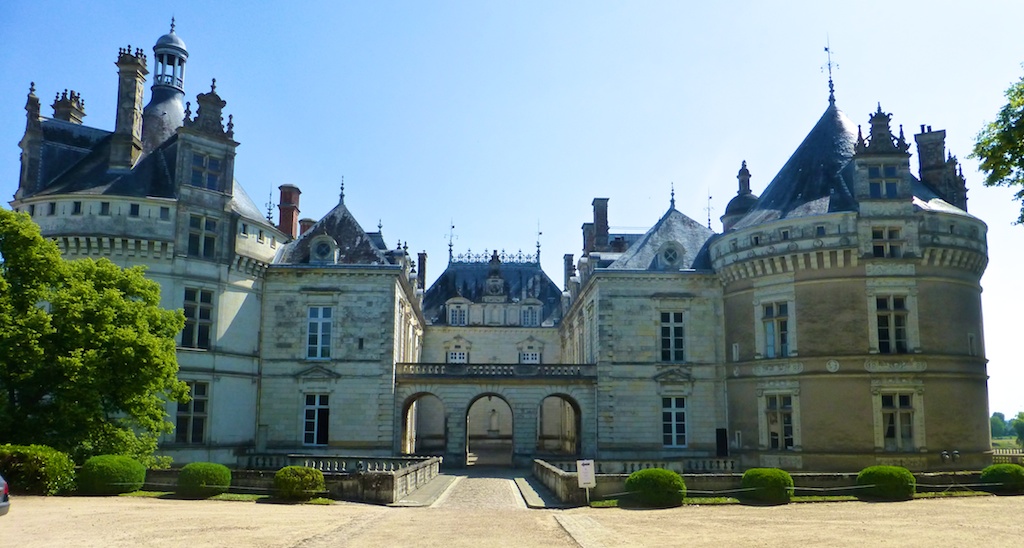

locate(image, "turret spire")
[[824, 39, 837, 104]]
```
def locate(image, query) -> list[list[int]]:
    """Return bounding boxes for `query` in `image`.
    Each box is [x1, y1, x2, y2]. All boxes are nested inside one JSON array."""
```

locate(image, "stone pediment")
[[654, 367, 694, 384], [294, 365, 341, 379]]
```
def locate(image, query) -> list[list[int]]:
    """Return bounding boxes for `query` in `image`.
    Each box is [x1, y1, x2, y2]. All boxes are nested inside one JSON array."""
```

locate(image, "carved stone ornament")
[[752, 362, 804, 376], [294, 365, 341, 380], [864, 359, 927, 373], [866, 264, 915, 276], [825, 359, 840, 373], [654, 367, 694, 384]]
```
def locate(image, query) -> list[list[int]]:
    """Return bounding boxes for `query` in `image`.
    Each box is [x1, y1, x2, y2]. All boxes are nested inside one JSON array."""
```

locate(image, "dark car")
[[0, 472, 10, 516]]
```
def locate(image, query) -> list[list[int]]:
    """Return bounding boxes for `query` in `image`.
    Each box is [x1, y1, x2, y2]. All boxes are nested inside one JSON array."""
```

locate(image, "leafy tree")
[[972, 72, 1024, 223], [1010, 412, 1024, 449], [992, 412, 1007, 438], [0, 209, 187, 464]]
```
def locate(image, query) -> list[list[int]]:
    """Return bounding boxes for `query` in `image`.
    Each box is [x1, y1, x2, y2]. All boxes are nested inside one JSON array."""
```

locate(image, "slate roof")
[[731, 100, 859, 230], [421, 258, 563, 325], [607, 207, 714, 271], [274, 201, 392, 265]]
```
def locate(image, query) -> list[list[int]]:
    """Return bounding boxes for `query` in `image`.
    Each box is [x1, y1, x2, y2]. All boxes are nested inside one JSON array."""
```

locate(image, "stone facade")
[[9, 25, 991, 472]]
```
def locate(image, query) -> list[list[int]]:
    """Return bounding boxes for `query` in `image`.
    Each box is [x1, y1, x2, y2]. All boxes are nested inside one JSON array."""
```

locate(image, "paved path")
[[430, 467, 527, 510]]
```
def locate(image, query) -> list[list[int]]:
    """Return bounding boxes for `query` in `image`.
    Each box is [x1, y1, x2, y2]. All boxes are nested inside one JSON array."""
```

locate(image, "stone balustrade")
[[397, 362, 597, 379]]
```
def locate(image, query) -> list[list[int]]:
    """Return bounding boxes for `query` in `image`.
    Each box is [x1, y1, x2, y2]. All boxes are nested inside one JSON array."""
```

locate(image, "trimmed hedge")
[[178, 462, 232, 498], [78, 455, 146, 495], [0, 444, 76, 495], [740, 467, 793, 504], [624, 468, 686, 508], [856, 465, 916, 501], [274, 466, 326, 500], [980, 463, 1024, 494]]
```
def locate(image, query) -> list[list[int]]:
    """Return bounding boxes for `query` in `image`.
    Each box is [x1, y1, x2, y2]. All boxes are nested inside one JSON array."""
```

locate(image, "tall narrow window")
[[72, 201, 82, 215], [868, 165, 899, 198], [876, 296, 908, 354], [766, 394, 794, 450], [881, 392, 915, 451], [188, 215, 217, 259], [176, 381, 208, 444], [660, 312, 685, 362], [129, 203, 140, 217], [99, 202, 111, 216], [662, 397, 686, 448], [762, 302, 789, 358], [872, 227, 903, 258], [303, 394, 329, 446], [191, 153, 223, 191], [307, 306, 332, 359], [182, 288, 213, 349]]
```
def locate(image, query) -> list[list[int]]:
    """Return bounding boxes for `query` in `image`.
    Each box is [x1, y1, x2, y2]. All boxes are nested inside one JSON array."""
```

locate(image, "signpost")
[[577, 459, 596, 504]]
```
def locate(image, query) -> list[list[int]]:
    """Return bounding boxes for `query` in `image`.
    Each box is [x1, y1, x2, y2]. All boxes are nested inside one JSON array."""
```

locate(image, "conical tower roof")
[[732, 100, 858, 229]]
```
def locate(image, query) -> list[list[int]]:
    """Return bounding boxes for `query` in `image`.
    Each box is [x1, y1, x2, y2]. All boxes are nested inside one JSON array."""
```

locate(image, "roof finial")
[[670, 182, 676, 210], [265, 190, 274, 223], [447, 220, 456, 261], [536, 220, 543, 263], [824, 38, 837, 104], [378, 219, 383, 231], [29, 81, 35, 94], [705, 189, 714, 230], [340, 176, 345, 204], [170, 17, 176, 33], [210, 78, 216, 92]]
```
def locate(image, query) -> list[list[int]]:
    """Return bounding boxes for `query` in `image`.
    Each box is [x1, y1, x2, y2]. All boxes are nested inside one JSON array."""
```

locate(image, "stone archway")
[[401, 393, 446, 455], [537, 394, 581, 456], [466, 394, 513, 466]]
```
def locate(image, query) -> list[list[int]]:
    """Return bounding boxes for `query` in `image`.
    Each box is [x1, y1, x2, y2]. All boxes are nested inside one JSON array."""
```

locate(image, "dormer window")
[[868, 165, 899, 198], [521, 306, 539, 327], [449, 305, 467, 326], [310, 236, 336, 264], [663, 247, 678, 264], [191, 153, 223, 191]]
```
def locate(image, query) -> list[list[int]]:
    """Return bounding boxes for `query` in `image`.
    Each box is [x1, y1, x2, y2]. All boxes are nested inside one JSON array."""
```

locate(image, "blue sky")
[[2, 1, 1022, 416]]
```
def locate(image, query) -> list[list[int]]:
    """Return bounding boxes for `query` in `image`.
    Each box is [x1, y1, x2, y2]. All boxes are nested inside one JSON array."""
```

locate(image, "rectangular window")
[[881, 392, 915, 451], [876, 296, 908, 354], [662, 397, 687, 448], [191, 153, 223, 191], [257, 229, 265, 243], [160, 206, 170, 221], [28, 204, 35, 216], [48, 202, 56, 215], [519, 351, 540, 364], [182, 288, 213, 349], [521, 307, 539, 327], [780, 229, 790, 240], [100, 202, 111, 216], [871, 227, 902, 258], [660, 312, 685, 362], [303, 394, 329, 446], [766, 394, 794, 450], [188, 214, 217, 259], [815, 225, 826, 237], [448, 305, 467, 326], [307, 306, 332, 359], [72, 201, 82, 215], [868, 165, 899, 199], [762, 302, 789, 358], [447, 350, 467, 364], [129, 203, 140, 217], [176, 381, 208, 444], [240, 223, 248, 236]]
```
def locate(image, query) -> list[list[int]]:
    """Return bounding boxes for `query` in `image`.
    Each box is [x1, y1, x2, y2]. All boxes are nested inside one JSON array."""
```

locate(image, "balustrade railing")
[[397, 362, 596, 379]]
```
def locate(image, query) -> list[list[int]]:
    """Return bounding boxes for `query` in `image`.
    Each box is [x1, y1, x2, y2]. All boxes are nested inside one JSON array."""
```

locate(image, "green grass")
[[591, 496, 739, 507], [117, 490, 339, 503], [992, 437, 1021, 449]]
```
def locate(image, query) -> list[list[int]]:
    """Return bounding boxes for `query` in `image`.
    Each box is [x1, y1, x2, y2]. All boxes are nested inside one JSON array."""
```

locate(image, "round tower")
[[142, 19, 188, 153]]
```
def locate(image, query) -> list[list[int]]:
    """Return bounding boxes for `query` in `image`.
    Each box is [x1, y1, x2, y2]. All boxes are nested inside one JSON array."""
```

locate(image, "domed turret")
[[142, 18, 188, 153]]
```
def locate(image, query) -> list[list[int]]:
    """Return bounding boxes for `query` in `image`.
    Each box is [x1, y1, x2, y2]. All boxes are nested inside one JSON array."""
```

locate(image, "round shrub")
[[178, 462, 232, 498], [0, 444, 76, 495], [980, 463, 1024, 494], [624, 468, 686, 508], [78, 455, 146, 495], [274, 466, 325, 500], [740, 467, 793, 504], [856, 465, 915, 501]]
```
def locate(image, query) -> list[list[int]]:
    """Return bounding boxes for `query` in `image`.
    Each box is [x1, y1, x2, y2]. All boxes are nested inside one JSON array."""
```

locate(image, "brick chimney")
[[277, 184, 301, 238], [51, 89, 86, 124], [111, 46, 148, 170], [593, 198, 609, 251], [299, 218, 316, 236]]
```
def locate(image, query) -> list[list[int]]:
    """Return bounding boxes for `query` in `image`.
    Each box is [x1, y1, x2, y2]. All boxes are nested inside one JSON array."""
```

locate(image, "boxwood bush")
[[178, 462, 232, 498], [740, 467, 793, 504], [0, 444, 76, 495], [856, 465, 916, 501], [624, 468, 686, 508], [274, 466, 326, 500], [78, 455, 146, 495], [980, 463, 1024, 494]]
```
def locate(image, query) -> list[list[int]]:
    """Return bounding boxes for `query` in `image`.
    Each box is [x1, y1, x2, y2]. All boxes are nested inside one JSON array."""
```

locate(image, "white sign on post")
[[577, 459, 596, 488]]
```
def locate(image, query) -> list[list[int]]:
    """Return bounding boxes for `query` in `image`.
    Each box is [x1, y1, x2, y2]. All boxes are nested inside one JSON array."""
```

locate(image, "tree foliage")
[[0, 209, 187, 463], [972, 72, 1024, 223], [1009, 412, 1024, 449], [992, 412, 1007, 438]]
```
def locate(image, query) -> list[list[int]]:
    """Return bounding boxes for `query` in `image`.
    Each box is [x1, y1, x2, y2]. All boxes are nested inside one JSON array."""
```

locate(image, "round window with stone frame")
[[662, 246, 679, 265], [313, 240, 334, 262]]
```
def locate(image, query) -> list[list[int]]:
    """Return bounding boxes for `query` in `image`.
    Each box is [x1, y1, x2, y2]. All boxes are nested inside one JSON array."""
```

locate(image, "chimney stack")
[[417, 252, 428, 290], [592, 198, 609, 251], [277, 184, 301, 238], [52, 90, 86, 124], [563, 253, 575, 291], [111, 46, 148, 170], [299, 218, 316, 236]]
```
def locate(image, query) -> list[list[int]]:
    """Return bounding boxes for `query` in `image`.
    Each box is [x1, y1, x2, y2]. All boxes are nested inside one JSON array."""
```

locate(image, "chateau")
[[11, 25, 991, 472]]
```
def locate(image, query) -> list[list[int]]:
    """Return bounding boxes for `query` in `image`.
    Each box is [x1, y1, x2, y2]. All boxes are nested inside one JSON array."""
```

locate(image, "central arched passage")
[[401, 393, 446, 455], [466, 394, 513, 466]]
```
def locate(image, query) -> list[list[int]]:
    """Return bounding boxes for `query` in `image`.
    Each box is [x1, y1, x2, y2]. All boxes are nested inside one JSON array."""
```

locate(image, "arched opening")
[[466, 394, 513, 466], [401, 393, 446, 455], [537, 394, 581, 456]]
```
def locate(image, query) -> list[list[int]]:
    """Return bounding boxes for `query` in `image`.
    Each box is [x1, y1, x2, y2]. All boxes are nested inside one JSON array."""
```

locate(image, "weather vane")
[[704, 189, 714, 230], [446, 220, 457, 260], [823, 37, 838, 102]]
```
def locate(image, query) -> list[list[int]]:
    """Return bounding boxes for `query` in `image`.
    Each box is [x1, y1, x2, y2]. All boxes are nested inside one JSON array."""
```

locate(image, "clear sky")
[[2, 1, 1021, 416]]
